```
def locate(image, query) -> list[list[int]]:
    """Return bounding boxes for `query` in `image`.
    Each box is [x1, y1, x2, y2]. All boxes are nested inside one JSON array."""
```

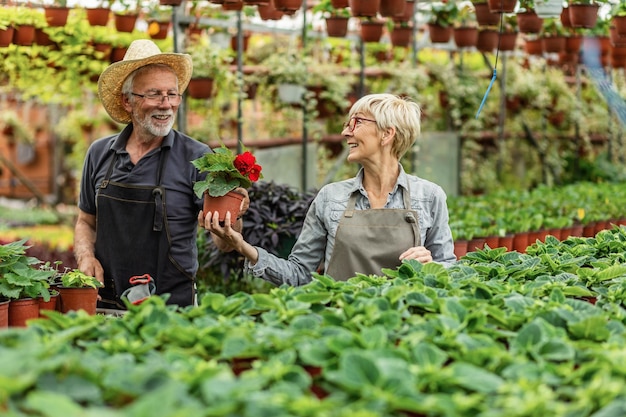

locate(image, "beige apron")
[[325, 188, 421, 281]]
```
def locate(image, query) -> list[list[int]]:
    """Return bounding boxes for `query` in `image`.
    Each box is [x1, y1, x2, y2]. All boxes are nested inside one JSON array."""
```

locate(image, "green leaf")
[[449, 362, 503, 393], [23, 391, 84, 417]]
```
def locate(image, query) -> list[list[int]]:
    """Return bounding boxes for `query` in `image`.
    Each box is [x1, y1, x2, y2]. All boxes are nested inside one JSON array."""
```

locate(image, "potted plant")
[[57, 269, 103, 315], [567, 0, 607, 29], [185, 37, 234, 99], [191, 145, 263, 224], [0, 239, 56, 327], [259, 51, 309, 105], [112, 0, 140, 33], [312, 0, 351, 38], [427, 1, 459, 44], [453, 2, 478, 49]]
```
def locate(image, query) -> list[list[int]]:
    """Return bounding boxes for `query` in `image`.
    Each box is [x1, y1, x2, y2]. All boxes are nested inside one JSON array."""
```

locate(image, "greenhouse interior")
[[3, 0, 626, 416]]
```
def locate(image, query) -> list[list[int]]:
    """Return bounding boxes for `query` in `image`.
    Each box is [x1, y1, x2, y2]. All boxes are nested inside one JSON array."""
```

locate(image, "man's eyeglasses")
[[131, 92, 182, 105], [343, 116, 377, 132]]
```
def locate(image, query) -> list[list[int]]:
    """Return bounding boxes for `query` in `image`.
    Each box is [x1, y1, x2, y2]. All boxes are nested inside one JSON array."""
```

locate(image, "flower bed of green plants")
[[3, 227, 626, 416]]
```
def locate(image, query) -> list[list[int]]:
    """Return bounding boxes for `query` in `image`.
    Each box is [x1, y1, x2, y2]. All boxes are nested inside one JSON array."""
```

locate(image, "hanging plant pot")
[[257, 2, 284, 20], [379, 0, 406, 18], [230, 32, 251, 52], [487, 0, 516, 14], [331, 0, 349, 7], [568, 3, 599, 29], [8, 298, 40, 327], [428, 23, 452, 44], [13, 25, 36, 46], [222, 0, 244, 11], [244, 0, 270, 4], [474, 3, 499, 27], [58, 287, 98, 315], [277, 83, 305, 104], [565, 35, 582, 53], [614, 16, 626, 37], [360, 19, 384, 43], [273, 0, 303, 15], [499, 31, 518, 51], [393, 0, 414, 23], [453, 26, 478, 49], [159, 0, 183, 5], [560, 6, 571, 28], [203, 191, 245, 225], [147, 20, 170, 39], [542, 35, 565, 54], [187, 78, 214, 99], [35, 28, 56, 47], [349, 0, 380, 18], [517, 10, 543, 34], [92, 41, 112, 61], [114, 13, 139, 33], [86, 7, 110, 26], [390, 25, 412, 48], [524, 37, 544, 56], [325, 16, 349, 37], [110, 46, 129, 63], [477, 29, 499, 53], [0, 26, 14, 47], [44, 6, 70, 27]]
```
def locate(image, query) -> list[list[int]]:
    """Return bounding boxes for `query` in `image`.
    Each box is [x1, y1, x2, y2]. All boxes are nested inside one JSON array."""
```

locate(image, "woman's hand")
[[399, 246, 433, 264]]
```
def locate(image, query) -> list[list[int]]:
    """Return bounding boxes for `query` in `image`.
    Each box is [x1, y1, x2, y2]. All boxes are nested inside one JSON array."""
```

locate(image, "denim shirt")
[[244, 164, 456, 286]]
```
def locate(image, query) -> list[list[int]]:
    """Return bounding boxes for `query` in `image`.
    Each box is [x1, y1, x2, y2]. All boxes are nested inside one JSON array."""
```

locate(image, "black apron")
[[95, 148, 194, 309], [325, 187, 420, 281]]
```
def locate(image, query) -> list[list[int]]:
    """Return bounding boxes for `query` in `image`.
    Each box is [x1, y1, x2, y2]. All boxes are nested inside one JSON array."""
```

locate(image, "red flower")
[[247, 165, 262, 182], [234, 151, 257, 176]]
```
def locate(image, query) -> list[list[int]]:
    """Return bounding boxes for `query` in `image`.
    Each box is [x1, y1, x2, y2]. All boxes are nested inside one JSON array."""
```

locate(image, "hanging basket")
[[499, 31, 518, 51], [476, 29, 499, 53], [517, 10, 543, 34], [568, 3, 599, 29], [114, 13, 138, 33], [187, 78, 214, 99], [379, 0, 406, 18], [487, 0, 516, 14], [360, 20, 384, 43], [474, 3, 500, 26], [273, 0, 303, 15], [86, 7, 110, 26], [390, 25, 413, 48], [44, 6, 70, 27], [349, 0, 380, 18], [325, 16, 349, 38], [428, 23, 452, 44], [453, 26, 478, 49]]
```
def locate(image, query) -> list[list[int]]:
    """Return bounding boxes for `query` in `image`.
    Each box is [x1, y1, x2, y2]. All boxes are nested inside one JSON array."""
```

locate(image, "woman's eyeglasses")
[[343, 116, 376, 132]]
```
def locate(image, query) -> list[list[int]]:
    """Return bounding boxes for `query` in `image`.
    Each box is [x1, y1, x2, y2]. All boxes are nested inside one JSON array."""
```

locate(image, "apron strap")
[[402, 184, 420, 247], [152, 148, 170, 232]]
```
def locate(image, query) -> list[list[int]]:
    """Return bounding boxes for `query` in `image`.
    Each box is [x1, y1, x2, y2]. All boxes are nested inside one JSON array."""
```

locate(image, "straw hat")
[[98, 39, 193, 124]]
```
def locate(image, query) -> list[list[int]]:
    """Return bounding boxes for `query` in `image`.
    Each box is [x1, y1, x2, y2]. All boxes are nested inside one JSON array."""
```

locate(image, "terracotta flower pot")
[[187, 78, 214, 99], [39, 291, 60, 317], [454, 240, 468, 260], [349, 0, 380, 17], [325, 16, 349, 38], [203, 191, 245, 225], [428, 24, 452, 44], [517, 11, 543, 34], [487, 0, 516, 13], [86, 7, 110, 26], [114, 13, 138, 33], [474, 3, 499, 27], [453, 27, 478, 49], [360, 20, 384, 43], [58, 287, 98, 315], [0, 299, 9, 328], [44, 6, 70, 27], [568, 3, 599, 29], [8, 298, 40, 327]]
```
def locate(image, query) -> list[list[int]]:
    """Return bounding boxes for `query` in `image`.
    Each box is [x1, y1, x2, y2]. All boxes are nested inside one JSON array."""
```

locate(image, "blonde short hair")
[[348, 93, 421, 159]]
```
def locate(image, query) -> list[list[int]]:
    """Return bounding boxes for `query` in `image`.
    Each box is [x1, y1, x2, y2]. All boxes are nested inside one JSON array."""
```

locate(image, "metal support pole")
[[236, 9, 244, 153], [172, 3, 187, 133], [301, 0, 308, 191]]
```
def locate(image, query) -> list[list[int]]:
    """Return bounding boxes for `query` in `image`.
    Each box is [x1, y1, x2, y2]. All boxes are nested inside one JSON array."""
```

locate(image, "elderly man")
[[73, 40, 247, 309]]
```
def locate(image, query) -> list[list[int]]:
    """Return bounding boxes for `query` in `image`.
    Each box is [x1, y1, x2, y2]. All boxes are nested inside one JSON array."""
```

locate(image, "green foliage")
[[60, 269, 102, 289], [428, 1, 460, 28], [191, 145, 262, 197], [0, 239, 55, 300]]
